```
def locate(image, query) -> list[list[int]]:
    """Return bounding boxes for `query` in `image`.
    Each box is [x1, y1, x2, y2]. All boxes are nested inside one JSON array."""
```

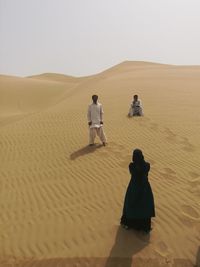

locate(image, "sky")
[[0, 0, 200, 77]]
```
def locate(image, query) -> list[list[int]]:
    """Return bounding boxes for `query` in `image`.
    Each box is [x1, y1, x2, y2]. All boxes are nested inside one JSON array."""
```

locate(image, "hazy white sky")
[[0, 0, 200, 77]]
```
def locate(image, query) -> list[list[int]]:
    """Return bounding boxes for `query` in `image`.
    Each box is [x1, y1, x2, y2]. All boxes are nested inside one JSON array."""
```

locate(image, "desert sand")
[[0, 62, 200, 267]]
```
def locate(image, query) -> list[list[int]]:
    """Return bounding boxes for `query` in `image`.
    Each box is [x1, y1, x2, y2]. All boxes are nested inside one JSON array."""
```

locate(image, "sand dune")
[[0, 74, 85, 126], [27, 72, 88, 83], [0, 62, 200, 267]]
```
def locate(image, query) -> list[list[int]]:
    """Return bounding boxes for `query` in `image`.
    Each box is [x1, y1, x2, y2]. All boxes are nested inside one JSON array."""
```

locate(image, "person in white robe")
[[87, 95, 107, 146], [128, 94, 143, 116]]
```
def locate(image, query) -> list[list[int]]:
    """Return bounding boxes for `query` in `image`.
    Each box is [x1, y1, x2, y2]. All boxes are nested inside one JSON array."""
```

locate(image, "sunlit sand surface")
[[0, 61, 200, 266]]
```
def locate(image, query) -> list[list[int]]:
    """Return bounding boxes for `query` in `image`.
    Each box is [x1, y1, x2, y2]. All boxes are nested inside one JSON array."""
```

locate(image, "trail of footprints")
[[180, 171, 200, 232], [164, 127, 195, 152], [181, 205, 200, 220], [158, 167, 177, 181], [139, 116, 196, 152], [188, 173, 200, 197], [96, 117, 196, 166], [155, 163, 200, 229], [137, 117, 195, 152], [96, 118, 200, 246]]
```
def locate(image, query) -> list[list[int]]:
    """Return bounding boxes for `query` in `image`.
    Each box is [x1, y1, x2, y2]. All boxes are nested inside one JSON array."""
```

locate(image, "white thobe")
[[87, 102, 107, 144], [128, 99, 143, 116], [87, 102, 103, 128]]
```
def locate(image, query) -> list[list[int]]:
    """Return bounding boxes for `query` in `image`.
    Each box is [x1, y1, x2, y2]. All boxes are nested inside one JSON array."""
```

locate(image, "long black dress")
[[121, 161, 155, 232]]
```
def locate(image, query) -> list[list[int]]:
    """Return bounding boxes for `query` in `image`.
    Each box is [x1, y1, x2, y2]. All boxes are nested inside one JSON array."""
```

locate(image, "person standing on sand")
[[87, 95, 107, 146], [121, 149, 155, 233]]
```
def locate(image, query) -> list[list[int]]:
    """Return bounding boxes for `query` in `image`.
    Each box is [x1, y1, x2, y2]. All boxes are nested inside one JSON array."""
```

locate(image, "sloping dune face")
[[0, 62, 200, 267], [0, 74, 84, 126], [27, 72, 86, 83]]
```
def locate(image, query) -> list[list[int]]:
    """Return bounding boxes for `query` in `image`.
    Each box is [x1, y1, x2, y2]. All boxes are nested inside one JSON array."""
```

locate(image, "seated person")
[[128, 94, 143, 116]]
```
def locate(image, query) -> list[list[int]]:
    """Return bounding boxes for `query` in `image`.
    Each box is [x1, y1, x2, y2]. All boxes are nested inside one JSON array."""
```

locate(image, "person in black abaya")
[[121, 149, 155, 233]]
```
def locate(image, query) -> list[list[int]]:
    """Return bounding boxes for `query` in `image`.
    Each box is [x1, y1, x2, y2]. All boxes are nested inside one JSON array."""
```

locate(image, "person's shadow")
[[70, 144, 103, 160], [104, 226, 150, 267]]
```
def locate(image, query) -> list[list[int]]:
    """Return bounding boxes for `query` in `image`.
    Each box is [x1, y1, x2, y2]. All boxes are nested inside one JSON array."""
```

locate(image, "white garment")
[[87, 102, 107, 144], [128, 99, 143, 116], [87, 102, 103, 128], [89, 127, 107, 144]]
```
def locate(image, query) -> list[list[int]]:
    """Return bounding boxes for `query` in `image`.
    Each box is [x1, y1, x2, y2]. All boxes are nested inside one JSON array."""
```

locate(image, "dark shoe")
[[143, 227, 152, 234], [121, 224, 129, 230], [143, 230, 150, 235], [102, 142, 106, 146], [89, 144, 95, 146]]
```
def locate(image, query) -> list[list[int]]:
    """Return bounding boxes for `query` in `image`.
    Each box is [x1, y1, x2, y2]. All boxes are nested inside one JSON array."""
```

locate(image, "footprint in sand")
[[180, 137, 195, 152], [159, 167, 176, 180], [188, 177, 200, 187], [155, 241, 170, 257], [181, 205, 200, 220], [180, 216, 195, 228], [189, 171, 200, 179], [163, 128, 195, 152], [188, 187, 200, 197], [164, 128, 177, 143], [163, 167, 176, 175], [180, 205, 200, 229], [187, 172, 200, 196]]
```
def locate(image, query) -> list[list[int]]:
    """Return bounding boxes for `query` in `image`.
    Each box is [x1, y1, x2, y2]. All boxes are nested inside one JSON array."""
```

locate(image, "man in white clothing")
[[87, 95, 107, 146]]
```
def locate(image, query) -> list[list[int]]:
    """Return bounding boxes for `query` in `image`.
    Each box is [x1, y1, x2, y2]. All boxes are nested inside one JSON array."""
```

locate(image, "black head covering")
[[132, 149, 144, 163], [131, 149, 146, 176]]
